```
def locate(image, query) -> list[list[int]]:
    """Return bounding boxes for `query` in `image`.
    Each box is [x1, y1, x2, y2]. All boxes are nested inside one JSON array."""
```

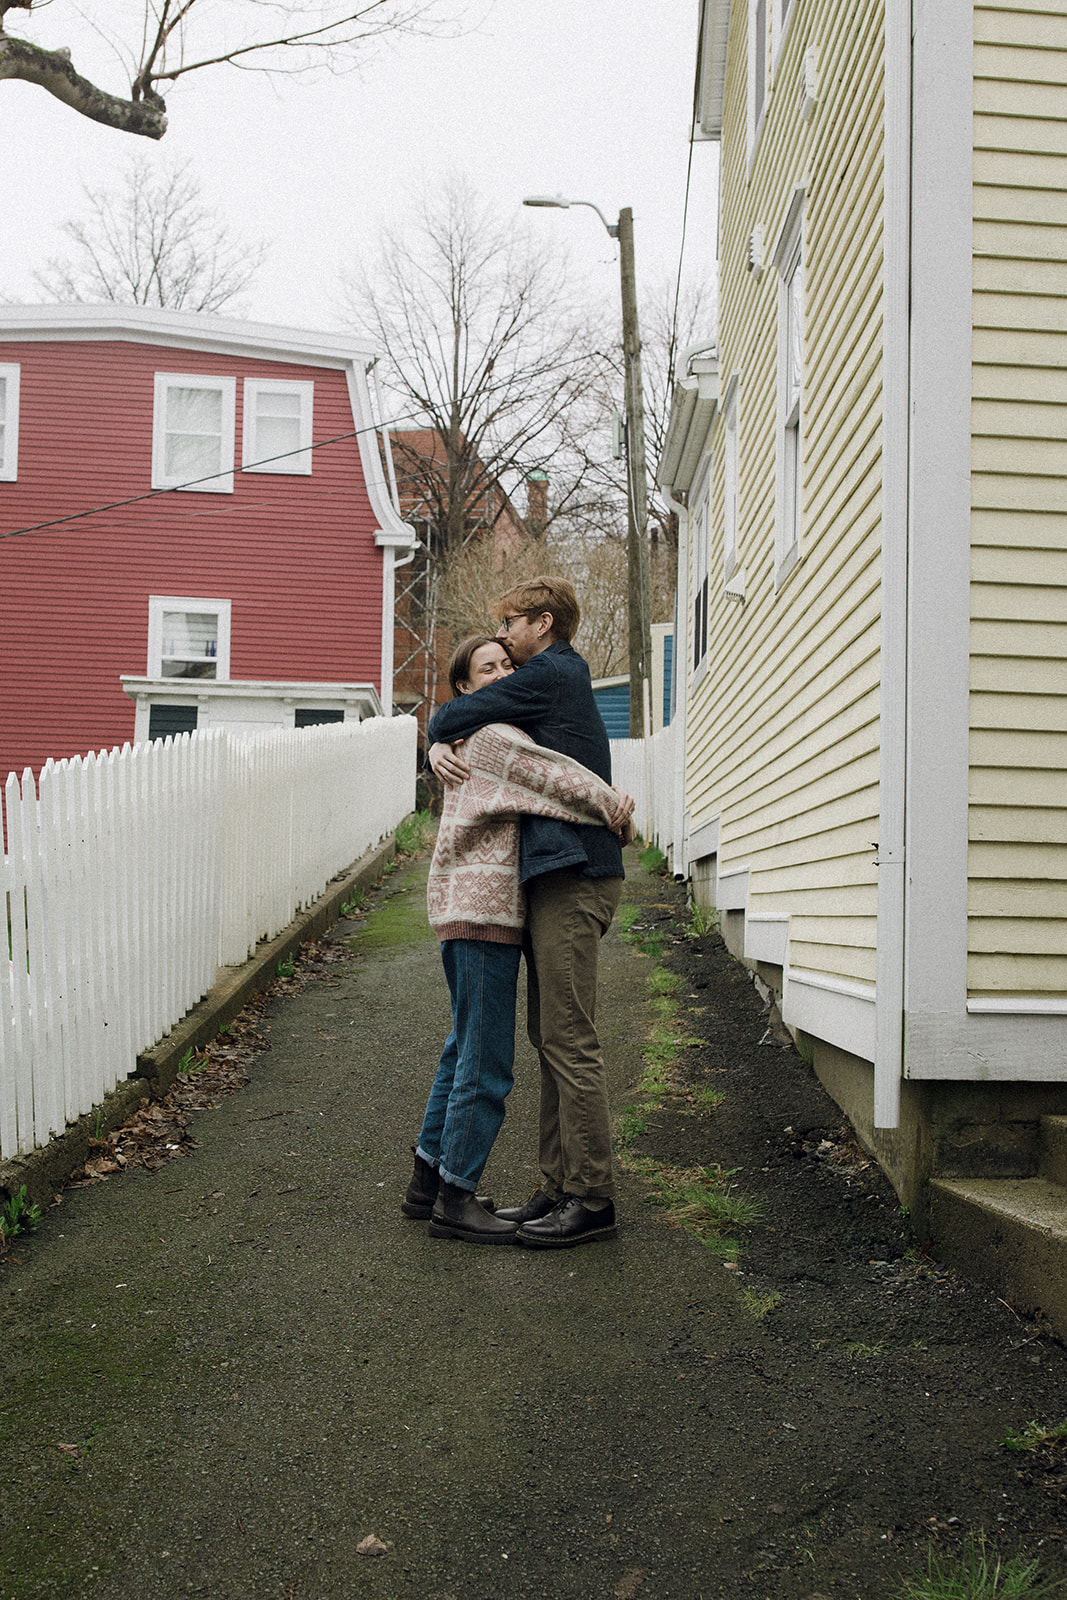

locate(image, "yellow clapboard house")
[[660, 0, 1067, 1311]]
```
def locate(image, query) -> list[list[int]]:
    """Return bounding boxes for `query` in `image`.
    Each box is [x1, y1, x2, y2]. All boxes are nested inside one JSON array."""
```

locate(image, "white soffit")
[[698, 0, 732, 138]]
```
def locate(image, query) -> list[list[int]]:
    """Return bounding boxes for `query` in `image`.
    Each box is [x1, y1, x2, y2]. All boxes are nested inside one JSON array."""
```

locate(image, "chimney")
[[525, 469, 549, 539]]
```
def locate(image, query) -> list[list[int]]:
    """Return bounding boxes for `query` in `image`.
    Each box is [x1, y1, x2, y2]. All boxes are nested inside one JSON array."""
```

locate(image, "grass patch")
[[1003, 1420, 1067, 1454], [0, 1185, 42, 1251], [648, 967, 683, 998], [340, 887, 366, 916], [844, 1340, 885, 1359], [616, 1105, 649, 1146], [624, 1156, 761, 1254], [742, 1289, 782, 1320], [692, 1084, 726, 1111], [896, 1531, 1061, 1599], [395, 810, 436, 857], [639, 842, 667, 875], [618, 902, 640, 935]]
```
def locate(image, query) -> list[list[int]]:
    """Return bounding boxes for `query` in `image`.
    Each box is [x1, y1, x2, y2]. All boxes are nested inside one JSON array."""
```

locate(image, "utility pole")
[[617, 206, 652, 739], [522, 193, 654, 738]]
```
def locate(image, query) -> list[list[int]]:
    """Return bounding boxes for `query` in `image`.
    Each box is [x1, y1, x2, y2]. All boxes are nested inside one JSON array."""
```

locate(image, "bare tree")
[[0, 0, 452, 140], [350, 179, 603, 565], [34, 157, 264, 313], [348, 179, 609, 721]]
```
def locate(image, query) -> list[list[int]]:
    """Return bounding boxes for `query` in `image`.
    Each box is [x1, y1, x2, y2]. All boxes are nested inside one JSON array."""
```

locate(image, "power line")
[[0, 407, 424, 544]]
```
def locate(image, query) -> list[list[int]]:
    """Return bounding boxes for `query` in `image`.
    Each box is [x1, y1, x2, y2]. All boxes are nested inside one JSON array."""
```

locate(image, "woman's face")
[[459, 642, 515, 695]]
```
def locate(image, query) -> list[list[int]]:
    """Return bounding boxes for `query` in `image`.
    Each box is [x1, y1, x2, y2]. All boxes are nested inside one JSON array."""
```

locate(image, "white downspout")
[[874, 0, 913, 1129], [665, 489, 691, 878]]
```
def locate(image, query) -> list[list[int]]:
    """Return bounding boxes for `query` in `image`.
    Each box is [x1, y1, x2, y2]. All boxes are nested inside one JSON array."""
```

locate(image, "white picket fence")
[[1, 717, 417, 1161], [611, 723, 678, 859]]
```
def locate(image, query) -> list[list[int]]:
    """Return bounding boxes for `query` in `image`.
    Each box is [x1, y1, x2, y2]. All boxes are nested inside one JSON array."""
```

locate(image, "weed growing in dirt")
[[897, 1530, 1062, 1599], [1003, 1420, 1067, 1453], [692, 1085, 726, 1111], [844, 1340, 886, 1359], [685, 901, 719, 938], [340, 888, 366, 916], [742, 1289, 782, 1320], [626, 1156, 762, 1254], [396, 811, 436, 856], [618, 902, 640, 935], [0, 1185, 42, 1249], [275, 956, 296, 978]]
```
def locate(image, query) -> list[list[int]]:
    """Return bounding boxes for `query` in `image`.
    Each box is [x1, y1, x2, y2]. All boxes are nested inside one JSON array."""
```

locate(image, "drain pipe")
[[874, 0, 913, 1129]]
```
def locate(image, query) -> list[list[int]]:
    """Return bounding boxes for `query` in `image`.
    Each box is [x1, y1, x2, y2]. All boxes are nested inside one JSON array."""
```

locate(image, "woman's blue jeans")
[[417, 938, 522, 1192]]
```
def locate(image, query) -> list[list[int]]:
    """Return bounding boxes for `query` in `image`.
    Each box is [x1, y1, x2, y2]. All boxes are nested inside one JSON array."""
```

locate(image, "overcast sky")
[[0, 1, 719, 342]]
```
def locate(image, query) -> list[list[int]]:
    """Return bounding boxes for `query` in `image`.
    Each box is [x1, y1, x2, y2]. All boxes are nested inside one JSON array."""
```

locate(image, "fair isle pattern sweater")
[[427, 722, 621, 945]]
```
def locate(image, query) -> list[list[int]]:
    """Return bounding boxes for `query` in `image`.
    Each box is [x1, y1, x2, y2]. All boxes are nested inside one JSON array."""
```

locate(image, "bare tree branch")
[[0, 0, 453, 139], [34, 155, 266, 312]]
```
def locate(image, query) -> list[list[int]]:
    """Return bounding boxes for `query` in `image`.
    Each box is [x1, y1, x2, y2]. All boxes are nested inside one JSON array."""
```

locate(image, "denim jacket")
[[427, 641, 624, 884]]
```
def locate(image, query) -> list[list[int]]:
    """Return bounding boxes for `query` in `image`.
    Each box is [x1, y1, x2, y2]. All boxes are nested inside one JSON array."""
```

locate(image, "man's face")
[[496, 609, 551, 665]]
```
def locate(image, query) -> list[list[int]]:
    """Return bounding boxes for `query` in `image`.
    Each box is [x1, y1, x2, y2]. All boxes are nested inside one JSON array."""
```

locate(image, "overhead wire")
[[0, 405, 426, 544]]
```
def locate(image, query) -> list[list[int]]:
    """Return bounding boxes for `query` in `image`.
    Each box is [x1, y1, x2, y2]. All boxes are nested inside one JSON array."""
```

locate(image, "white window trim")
[[242, 378, 314, 475], [152, 373, 236, 493], [0, 363, 20, 482], [747, 0, 769, 171], [691, 491, 712, 685], [772, 0, 799, 76], [722, 374, 740, 584], [147, 595, 232, 682], [773, 187, 805, 589]]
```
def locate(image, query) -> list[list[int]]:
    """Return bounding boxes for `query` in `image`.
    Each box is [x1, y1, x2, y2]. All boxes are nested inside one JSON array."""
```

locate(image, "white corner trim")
[[783, 966, 877, 1064], [744, 912, 789, 966], [0, 362, 19, 481], [717, 865, 750, 911]]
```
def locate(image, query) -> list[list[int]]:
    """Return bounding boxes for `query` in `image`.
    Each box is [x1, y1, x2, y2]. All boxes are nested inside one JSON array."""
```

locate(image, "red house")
[[0, 305, 415, 781]]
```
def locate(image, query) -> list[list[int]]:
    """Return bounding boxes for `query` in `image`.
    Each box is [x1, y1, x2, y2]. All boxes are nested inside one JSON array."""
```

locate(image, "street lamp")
[[523, 193, 653, 740]]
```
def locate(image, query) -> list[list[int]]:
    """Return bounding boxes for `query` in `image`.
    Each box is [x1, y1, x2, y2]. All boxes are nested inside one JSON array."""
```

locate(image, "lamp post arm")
[[568, 199, 620, 238]]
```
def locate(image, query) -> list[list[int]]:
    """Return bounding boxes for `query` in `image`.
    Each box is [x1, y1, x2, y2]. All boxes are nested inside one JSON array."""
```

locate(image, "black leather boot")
[[401, 1148, 496, 1221], [428, 1180, 518, 1245]]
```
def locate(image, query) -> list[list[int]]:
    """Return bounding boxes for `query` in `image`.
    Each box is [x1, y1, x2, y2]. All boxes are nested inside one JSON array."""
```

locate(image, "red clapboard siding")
[[0, 339, 384, 780]]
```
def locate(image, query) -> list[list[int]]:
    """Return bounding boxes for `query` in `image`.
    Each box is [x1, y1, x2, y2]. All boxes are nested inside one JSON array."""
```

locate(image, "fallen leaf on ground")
[[614, 1569, 645, 1599], [357, 1534, 389, 1556]]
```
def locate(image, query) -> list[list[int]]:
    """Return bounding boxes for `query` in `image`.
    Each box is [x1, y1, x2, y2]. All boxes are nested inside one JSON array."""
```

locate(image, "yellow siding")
[[971, 4, 1067, 998], [688, 0, 885, 986]]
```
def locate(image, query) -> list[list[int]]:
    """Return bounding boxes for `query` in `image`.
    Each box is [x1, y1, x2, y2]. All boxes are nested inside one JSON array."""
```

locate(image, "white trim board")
[[745, 913, 789, 967], [717, 866, 750, 911], [905, 1012, 1067, 1082], [784, 967, 877, 1065]]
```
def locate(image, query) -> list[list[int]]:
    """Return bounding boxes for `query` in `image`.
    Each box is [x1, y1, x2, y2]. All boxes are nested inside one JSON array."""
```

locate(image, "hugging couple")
[[401, 576, 637, 1250]]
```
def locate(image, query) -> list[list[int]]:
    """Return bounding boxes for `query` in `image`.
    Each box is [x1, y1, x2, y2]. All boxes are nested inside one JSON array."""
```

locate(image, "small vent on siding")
[[747, 223, 764, 279]]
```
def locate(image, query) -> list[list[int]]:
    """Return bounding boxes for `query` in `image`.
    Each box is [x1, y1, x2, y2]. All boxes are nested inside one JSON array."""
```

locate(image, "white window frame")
[[242, 378, 314, 475], [747, 0, 769, 167], [152, 373, 236, 493], [691, 492, 711, 681], [722, 376, 740, 584], [0, 363, 20, 482], [147, 596, 232, 682], [773, 188, 805, 588], [773, 0, 799, 73]]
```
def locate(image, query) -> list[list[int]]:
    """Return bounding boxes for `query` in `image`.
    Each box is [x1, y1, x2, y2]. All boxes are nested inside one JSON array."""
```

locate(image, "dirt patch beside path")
[[618, 861, 1067, 1597]]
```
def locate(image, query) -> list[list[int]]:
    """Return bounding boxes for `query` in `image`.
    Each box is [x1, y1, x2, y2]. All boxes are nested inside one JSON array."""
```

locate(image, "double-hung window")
[[774, 192, 805, 586], [0, 363, 20, 482], [148, 596, 232, 681], [152, 374, 236, 493], [242, 378, 314, 475], [692, 495, 711, 676]]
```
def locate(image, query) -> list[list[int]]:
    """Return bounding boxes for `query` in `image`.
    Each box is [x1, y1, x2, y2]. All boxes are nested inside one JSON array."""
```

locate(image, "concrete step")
[[928, 1175, 1067, 1336], [1040, 1115, 1067, 1188]]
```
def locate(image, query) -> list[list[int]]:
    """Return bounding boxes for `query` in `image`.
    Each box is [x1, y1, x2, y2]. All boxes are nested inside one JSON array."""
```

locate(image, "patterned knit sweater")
[[427, 722, 622, 945]]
